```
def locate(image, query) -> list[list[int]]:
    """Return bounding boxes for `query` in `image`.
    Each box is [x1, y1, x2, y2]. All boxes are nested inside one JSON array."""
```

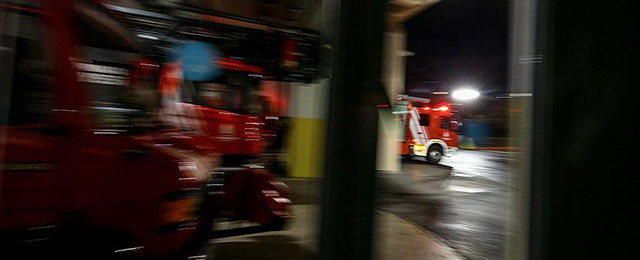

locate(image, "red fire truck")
[[1, 1, 223, 258], [156, 54, 293, 233], [110, 5, 293, 234], [396, 95, 460, 164]]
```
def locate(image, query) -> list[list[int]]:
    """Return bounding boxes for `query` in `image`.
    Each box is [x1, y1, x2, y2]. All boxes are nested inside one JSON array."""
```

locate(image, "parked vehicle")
[[157, 50, 293, 235], [396, 94, 460, 164], [103, 4, 294, 235]]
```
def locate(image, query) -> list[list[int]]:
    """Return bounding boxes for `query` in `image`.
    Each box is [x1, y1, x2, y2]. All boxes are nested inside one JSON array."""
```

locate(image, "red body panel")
[[167, 103, 264, 155]]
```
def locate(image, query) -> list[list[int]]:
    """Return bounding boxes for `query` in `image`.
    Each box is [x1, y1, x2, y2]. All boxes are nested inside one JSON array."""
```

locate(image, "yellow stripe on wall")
[[285, 118, 326, 178]]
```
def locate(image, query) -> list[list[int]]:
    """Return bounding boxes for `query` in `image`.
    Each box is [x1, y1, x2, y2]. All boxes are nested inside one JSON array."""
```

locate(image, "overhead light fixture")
[[452, 88, 480, 101]]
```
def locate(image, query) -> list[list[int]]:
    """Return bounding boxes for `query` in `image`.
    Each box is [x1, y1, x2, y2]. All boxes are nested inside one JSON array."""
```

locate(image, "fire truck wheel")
[[426, 144, 443, 164]]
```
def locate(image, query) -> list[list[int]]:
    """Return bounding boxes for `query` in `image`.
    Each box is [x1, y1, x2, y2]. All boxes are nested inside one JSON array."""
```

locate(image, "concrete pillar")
[[285, 79, 329, 178], [504, 0, 537, 259], [376, 25, 407, 172]]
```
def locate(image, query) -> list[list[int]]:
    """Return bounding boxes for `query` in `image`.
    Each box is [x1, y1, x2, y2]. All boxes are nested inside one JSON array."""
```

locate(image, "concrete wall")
[[283, 27, 406, 175], [285, 79, 329, 178]]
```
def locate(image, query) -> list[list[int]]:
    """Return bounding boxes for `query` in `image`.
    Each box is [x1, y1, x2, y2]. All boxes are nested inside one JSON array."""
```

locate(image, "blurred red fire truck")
[[396, 94, 461, 164], [0, 0, 291, 258]]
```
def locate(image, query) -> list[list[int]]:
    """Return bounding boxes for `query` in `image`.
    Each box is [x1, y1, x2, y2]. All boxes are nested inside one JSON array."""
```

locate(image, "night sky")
[[405, 0, 508, 98]]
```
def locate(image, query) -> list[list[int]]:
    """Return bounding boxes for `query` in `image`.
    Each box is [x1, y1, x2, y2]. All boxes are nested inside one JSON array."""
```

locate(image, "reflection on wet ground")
[[377, 150, 512, 260]]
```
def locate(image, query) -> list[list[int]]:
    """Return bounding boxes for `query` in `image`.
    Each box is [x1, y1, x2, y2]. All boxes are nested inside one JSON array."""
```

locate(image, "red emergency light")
[[432, 105, 449, 111]]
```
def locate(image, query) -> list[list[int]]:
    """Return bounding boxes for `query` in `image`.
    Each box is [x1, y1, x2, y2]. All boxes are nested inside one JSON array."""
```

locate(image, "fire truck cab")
[[1, 1, 214, 258], [396, 95, 460, 164]]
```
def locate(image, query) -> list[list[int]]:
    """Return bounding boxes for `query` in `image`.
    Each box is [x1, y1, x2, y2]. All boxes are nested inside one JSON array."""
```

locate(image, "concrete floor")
[[210, 205, 461, 260], [209, 150, 510, 260], [377, 150, 512, 260]]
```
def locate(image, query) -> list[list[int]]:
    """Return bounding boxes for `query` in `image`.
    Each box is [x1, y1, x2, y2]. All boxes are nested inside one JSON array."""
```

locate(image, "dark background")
[[403, 0, 509, 142], [530, 0, 639, 258], [404, 0, 508, 97]]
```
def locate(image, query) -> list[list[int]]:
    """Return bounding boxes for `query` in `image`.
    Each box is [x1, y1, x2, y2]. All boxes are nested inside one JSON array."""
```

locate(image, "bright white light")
[[452, 88, 480, 100], [137, 34, 159, 40]]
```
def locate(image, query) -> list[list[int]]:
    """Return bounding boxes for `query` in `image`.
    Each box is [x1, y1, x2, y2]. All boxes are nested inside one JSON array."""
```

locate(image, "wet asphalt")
[[376, 150, 512, 260]]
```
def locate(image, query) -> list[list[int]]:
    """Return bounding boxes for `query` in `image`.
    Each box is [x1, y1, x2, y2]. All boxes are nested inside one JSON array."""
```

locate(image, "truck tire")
[[426, 144, 443, 164]]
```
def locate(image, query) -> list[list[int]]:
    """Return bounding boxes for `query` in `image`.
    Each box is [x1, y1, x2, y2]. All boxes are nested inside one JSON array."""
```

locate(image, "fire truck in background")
[[396, 94, 461, 164]]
